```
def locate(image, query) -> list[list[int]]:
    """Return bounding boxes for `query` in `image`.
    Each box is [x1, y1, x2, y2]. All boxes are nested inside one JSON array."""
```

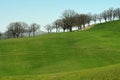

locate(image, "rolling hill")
[[0, 20, 120, 80]]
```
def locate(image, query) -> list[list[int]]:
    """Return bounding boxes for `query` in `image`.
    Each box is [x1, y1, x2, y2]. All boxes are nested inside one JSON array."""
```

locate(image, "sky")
[[0, 0, 120, 32]]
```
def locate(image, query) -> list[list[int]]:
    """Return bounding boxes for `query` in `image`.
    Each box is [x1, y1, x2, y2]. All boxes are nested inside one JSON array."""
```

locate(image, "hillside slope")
[[89, 20, 120, 31], [0, 64, 120, 80], [0, 20, 120, 79]]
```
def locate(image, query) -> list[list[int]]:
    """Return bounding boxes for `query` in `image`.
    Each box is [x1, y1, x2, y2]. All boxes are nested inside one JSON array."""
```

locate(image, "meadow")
[[0, 20, 120, 80]]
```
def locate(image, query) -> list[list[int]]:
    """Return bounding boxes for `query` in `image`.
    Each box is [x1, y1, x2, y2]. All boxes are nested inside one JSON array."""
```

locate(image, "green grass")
[[0, 64, 120, 80], [0, 20, 120, 79], [90, 20, 120, 32]]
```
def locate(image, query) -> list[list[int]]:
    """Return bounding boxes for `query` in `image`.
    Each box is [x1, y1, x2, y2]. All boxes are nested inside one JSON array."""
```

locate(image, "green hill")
[[90, 20, 120, 32], [0, 20, 120, 80]]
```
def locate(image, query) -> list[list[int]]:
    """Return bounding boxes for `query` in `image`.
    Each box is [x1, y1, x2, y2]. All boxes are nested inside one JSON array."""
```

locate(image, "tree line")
[[0, 22, 40, 39], [0, 7, 120, 39], [44, 7, 120, 33]]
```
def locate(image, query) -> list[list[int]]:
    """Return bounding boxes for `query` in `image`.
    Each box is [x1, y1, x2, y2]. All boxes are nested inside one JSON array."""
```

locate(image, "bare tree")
[[53, 19, 62, 32], [61, 10, 76, 32], [44, 24, 53, 33], [30, 23, 40, 36], [102, 11, 108, 22], [7, 22, 24, 38], [62, 18, 70, 32], [86, 14, 92, 26], [7, 22, 29, 38], [92, 14, 98, 24], [27, 26, 33, 37], [115, 8, 120, 20], [107, 8, 114, 21], [80, 14, 89, 29], [19, 22, 28, 37], [74, 14, 82, 30], [98, 13, 102, 23], [113, 9, 117, 20]]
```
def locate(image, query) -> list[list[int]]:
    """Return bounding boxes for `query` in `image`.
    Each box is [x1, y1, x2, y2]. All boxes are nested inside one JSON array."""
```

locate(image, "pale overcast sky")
[[0, 0, 120, 32]]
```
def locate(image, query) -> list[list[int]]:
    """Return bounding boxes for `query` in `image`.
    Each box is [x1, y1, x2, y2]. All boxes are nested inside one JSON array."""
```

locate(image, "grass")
[[0, 64, 120, 80], [0, 20, 120, 79]]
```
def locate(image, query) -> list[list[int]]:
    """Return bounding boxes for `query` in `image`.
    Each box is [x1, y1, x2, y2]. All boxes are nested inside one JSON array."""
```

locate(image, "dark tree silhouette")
[[75, 14, 83, 30], [102, 11, 108, 22], [61, 10, 76, 32], [107, 8, 114, 21], [98, 13, 102, 23], [44, 24, 53, 33], [19, 22, 28, 37], [7, 22, 29, 38], [30, 23, 40, 36], [53, 19, 62, 32], [7, 22, 23, 38], [92, 14, 98, 24], [115, 8, 120, 20]]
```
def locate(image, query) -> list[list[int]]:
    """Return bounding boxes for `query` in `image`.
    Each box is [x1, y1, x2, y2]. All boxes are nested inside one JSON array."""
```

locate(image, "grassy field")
[[0, 20, 120, 80]]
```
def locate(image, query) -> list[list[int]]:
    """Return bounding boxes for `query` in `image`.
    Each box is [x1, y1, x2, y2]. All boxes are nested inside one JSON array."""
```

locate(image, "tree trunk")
[[63, 28, 65, 32], [33, 32, 35, 36], [69, 26, 72, 32]]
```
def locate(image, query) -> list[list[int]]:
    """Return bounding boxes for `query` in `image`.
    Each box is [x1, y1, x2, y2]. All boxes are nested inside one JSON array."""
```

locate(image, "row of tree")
[[0, 7, 120, 39], [0, 22, 40, 39], [44, 8, 120, 32]]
